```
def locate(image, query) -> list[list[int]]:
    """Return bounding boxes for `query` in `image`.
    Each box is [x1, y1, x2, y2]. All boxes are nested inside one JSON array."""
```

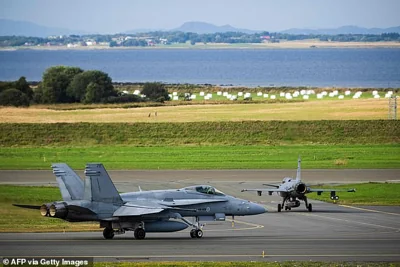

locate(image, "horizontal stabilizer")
[[13, 204, 41, 210]]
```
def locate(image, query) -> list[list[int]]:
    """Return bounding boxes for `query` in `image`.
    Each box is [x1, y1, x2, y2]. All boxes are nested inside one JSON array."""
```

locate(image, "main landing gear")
[[303, 196, 312, 212], [102, 222, 146, 240], [103, 227, 114, 239], [103, 227, 146, 240], [134, 228, 146, 240]]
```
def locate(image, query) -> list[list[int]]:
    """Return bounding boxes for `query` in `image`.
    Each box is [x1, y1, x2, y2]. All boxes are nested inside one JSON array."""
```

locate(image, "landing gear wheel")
[[307, 203, 312, 212], [190, 229, 196, 238], [277, 204, 282, 212], [195, 229, 203, 238], [134, 228, 146, 240], [103, 227, 114, 239]]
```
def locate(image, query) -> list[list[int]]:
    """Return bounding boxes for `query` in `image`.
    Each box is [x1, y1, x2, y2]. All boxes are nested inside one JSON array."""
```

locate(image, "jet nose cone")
[[250, 202, 267, 215]]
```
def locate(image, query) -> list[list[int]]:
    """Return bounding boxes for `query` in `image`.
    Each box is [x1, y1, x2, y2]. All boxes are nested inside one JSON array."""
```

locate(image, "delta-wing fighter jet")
[[14, 163, 266, 239], [242, 158, 355, 212]]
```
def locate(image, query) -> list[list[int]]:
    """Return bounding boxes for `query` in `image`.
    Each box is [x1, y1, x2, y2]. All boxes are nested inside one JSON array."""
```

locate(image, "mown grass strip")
[[1, 121, 399, 147], [0, 145, 399, 170], [308, 182, 400, 205]]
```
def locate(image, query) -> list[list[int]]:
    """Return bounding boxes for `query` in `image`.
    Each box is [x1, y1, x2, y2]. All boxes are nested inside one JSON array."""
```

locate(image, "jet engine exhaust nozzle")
[[49, 203, 68, 219], [295, 183, 307, 194], [40, 204, 50, 217]]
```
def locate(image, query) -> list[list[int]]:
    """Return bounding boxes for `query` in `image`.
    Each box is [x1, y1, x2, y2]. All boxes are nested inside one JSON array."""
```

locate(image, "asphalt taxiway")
[[0, 169, 399, 262]]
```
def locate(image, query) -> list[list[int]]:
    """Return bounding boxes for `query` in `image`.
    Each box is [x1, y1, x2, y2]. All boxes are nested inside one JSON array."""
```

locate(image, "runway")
[[1, 202, 400, 262], [1, 169, 400, 262]]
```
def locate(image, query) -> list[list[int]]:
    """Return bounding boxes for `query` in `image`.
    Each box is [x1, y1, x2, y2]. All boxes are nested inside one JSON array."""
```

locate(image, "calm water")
[[0, 48, 399, 87]]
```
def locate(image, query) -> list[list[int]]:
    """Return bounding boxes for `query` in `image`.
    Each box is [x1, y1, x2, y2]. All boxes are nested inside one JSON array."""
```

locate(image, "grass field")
[[1, 121, 398, 147], [0, 145, 399, 169], [1, 183, 398, 233], [0, 98, 396, 122], [308, 182, 400, 205], [1, 120, 398, 169]]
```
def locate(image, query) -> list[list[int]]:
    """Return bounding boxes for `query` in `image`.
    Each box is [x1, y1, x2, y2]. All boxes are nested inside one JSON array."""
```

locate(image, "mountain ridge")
[[171, 21, 259, 34], [281, 25, 400, 35], [1, 19, 399, 37], [0, 19, 87, 37]]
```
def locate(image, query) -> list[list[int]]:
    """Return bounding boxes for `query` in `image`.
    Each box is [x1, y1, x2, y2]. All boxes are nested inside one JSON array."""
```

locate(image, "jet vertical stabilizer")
[[296, 157, 301, 181], [84, 163, 123, 204], [52, 163, 84, 201]]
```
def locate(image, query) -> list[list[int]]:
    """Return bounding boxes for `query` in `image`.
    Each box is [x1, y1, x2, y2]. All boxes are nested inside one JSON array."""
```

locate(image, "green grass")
[[0, 145, 399, 170], [308, 182, 400, 205], [1, 121, 399, 147], [0, 185, 98, 232], [1, 121, 398, 169]]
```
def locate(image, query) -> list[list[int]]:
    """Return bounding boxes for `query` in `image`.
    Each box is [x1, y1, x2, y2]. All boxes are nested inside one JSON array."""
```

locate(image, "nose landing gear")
[[190, 229, 203, 238]]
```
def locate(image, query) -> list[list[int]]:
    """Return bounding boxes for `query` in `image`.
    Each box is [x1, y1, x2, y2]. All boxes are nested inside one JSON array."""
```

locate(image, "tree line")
[[0, 66, 170, 107], [1, 31, 399, 47]]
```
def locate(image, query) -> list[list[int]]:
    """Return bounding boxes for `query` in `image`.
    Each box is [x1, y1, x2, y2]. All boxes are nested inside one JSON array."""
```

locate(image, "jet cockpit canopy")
[[182, 185, 225, 196]]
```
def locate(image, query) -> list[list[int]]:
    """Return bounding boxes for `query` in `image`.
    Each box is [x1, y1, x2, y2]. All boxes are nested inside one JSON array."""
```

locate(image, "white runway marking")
[[340, 204, 400, 216]]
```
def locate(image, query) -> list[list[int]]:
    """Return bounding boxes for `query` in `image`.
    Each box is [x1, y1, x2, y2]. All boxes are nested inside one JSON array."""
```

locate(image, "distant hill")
[[171, 21, 259, 34], [281, 25, 400, 35], [123, 28, 166, 34], [2, 19, 399, 37], [0, 19, 86, 37]]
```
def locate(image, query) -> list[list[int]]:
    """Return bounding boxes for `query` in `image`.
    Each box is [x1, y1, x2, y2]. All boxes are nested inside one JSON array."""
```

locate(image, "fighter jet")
[[14, 163, 266, 240], [241, 158, 355, 212]]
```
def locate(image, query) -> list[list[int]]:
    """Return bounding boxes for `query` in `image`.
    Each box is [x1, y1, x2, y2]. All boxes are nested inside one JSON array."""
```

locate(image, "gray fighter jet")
[[14, 163, 266, 239], [242, 158, 355, 212]]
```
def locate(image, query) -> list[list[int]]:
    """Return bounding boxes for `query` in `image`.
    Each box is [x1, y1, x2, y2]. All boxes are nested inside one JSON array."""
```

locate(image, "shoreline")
[[1, 40, 400, 51]]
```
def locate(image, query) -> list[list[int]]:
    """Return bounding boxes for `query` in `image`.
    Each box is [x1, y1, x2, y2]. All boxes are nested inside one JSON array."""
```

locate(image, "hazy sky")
[[1, 0, 400, 33]]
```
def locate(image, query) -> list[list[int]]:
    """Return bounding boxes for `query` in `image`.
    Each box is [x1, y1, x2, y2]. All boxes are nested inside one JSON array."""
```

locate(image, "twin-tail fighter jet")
[[242, 158, 355, 212], [14, 163, 266, 239]]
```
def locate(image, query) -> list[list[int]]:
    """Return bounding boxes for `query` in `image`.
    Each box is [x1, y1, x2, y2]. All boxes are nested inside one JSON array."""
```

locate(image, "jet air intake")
[[295, 182, 307, 194]]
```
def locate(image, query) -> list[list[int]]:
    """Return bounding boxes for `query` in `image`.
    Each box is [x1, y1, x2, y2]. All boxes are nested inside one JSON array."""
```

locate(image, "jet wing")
[[114, 205, 165, 217], [242, 188, 288, 193], [262, 184, 280, 188], [308, 188, 356, 194], [113, 199, 199, 217], [114, 201, 165, 217], [159, 198, 228, 207], [241, 188, 289, 196]]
